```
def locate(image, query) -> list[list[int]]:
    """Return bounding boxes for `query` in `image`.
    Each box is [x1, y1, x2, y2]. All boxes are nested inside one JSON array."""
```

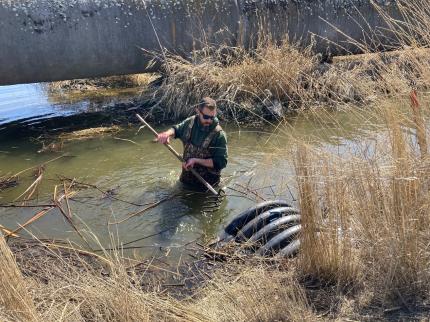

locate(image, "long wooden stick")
[[136, 114, 219, 195]]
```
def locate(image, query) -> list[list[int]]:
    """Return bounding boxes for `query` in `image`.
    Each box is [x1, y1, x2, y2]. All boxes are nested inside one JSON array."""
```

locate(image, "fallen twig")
[[113, 137, 144, 147], [63, 181, 73, 219], [5, 207, 53, 238], [5, 190, 77, 238], [60, 176, 150, 207], [0, 204, 56, 208], [54, 199, 92, 250], [121, 226, 178, 247], [235, 182, 267, 201], [0, 224, 19, 237], [14, 166, 45, 203], [12, 154, 67, 178]]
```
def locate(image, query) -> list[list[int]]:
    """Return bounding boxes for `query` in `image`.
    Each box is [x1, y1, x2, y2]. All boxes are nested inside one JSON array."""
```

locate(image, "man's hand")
[[157, 129, 174, 144], [182, 158, 214, 171], [183, 158, 197, 171]]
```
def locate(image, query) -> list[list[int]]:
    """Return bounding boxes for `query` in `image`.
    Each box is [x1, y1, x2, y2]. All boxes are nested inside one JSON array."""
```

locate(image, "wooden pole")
[[136, 114, 219, 196]]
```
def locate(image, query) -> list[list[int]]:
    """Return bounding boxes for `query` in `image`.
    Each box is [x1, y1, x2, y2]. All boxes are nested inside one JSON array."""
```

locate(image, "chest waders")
[[180, 116, 222, 189]]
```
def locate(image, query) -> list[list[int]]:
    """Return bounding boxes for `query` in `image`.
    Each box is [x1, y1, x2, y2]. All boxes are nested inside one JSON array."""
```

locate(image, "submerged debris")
[[33, 126, 121, 153], [37, 141, 64, 153], [47, 73, 158, 92], [13, 166, 45, 203], [0, 176, 19, 191]]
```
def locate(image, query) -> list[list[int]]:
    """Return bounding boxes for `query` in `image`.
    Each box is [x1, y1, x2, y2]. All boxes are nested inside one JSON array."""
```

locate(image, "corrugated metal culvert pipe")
[[216, 200, 302, 258]]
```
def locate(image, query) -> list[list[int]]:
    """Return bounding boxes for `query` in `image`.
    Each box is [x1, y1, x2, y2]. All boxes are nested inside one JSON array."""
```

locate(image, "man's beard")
[[198, 117, 212, 129]]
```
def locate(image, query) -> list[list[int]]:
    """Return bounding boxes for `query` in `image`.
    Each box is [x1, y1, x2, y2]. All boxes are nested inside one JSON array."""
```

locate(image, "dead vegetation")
[[0, 176, 18, 191], [143, 40, 430, 122], [287, 91, 430, 315], [46, 73, 158, 92], [139, 0, 430, 122], [33, 126, 121, 154], [0, 234, 322, 322], [57, 126, 121, 142], [0, 236, 39, 322]]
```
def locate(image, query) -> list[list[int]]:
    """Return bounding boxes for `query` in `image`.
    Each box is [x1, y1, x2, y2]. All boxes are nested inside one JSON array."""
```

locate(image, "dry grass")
[[145, 43, 317, 120], [144, 41, 430, 121], [290, 99, 430, 309], [1, 233, 323, 322], [140, 0, 430, 122], [47, 73, 158, 92], [34, 126, 121, 155], [190, 265, 318, 322], [2, 238, 206, 322], [1, 237, 319, 322], [31, 267, 202, 322], [57, 126, 121, 142], [0, 236, 39, 322]]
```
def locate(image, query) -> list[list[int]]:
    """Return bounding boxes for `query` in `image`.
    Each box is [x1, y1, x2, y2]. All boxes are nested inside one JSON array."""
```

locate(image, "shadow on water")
[[138, 183, 229, 246]]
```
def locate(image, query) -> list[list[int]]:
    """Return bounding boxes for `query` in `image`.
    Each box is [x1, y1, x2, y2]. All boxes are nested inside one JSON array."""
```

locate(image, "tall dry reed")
[[292, 101, 430, 305], [0, 235, 39, 322], [145, 42, 317, 120]]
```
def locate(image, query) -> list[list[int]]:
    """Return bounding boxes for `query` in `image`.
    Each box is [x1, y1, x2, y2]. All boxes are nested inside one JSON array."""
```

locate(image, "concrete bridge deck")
[[0, 0, 401, 85]]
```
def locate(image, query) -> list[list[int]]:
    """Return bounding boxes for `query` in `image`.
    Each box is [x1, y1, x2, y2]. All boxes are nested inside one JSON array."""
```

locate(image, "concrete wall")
[[0, 0, 400, 85]]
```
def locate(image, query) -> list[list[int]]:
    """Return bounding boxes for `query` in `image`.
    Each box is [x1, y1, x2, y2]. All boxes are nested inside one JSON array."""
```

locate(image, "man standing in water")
[[157, 97, 228, 190]]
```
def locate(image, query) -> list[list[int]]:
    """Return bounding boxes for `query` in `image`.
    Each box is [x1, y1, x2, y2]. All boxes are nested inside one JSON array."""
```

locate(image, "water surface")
[[0, 83, 382, 262]]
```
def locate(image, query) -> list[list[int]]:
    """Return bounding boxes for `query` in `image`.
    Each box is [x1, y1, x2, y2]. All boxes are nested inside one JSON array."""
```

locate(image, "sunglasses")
[[199, 110, 215, 120]]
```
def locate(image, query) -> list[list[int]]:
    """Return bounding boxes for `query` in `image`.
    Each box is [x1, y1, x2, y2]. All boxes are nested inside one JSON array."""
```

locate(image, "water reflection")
[[0, 83, 141, 126]]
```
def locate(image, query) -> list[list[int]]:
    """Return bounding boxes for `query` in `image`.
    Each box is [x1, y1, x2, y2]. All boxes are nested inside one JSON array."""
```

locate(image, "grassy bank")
[[291, 101, 430, 315]]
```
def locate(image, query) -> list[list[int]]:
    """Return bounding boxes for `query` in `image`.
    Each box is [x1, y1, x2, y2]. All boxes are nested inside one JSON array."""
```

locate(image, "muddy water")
[[0, 84, 379, 262]]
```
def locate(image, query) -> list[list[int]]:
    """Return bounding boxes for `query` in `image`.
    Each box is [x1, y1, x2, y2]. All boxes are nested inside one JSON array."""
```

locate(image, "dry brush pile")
[[143, 0, 430, 122], [46, 73, 157, 93], [146, 42, 430, 122]]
